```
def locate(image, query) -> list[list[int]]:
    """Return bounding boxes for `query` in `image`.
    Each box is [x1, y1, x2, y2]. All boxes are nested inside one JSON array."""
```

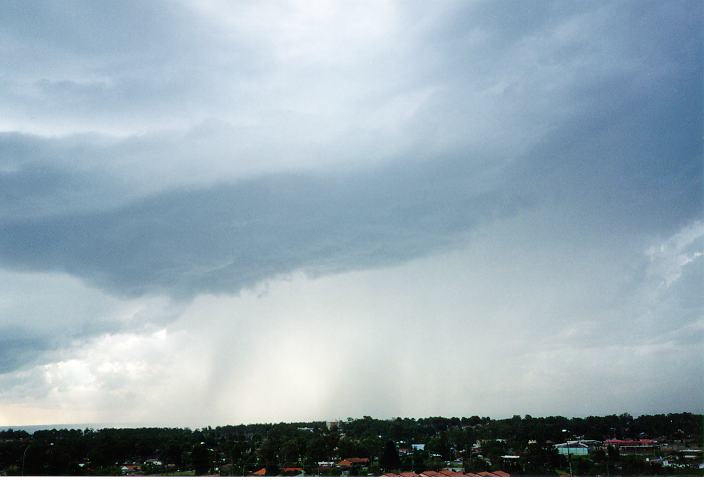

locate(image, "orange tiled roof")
[[383, 471, 509, 478], [252, 467, 266, 476], [338, 457, 370, 467]]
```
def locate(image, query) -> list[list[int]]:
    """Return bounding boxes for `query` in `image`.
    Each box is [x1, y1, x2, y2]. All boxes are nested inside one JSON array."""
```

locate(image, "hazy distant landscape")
[[1, 413, 702, 476]]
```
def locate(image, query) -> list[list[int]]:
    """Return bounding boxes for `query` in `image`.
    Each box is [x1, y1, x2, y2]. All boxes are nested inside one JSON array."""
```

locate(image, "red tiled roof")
[[338, 457, 369, 467], [604, 438, 656, 446], [347, 457, 370, 463], [385, 471, 508, 478], [252, 467, 266, 476], [281, 467, 304, 472]]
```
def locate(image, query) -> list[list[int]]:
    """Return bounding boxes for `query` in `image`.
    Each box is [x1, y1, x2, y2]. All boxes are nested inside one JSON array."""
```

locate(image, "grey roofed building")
[[555, 440, 602, 456]]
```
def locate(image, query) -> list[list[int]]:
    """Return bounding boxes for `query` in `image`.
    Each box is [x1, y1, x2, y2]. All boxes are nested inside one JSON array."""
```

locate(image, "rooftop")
[[382, 470, 509, 477]]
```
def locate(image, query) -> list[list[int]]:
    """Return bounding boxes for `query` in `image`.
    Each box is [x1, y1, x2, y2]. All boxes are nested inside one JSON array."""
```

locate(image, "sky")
[[0, 0, 702, 427]]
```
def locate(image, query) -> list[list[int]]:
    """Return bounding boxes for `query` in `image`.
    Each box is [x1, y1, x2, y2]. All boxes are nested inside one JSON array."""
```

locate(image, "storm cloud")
[[0, 0, 701, 424]]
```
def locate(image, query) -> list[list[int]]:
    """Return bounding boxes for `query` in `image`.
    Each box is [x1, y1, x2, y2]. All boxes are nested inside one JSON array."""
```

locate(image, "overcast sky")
[[0, 0, 702, 427]]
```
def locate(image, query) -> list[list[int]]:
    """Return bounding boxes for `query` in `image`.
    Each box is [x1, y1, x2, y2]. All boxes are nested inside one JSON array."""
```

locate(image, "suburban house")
[[382, 470, 510, 477], [337, 457, 370, 468], [555, 440, 601, 456], [604, 439, 659, 455]]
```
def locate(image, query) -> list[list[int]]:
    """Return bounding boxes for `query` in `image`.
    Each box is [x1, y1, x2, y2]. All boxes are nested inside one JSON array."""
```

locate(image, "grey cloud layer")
[[0, 153, 521, 297], [0, 0, 701, 417], [1, 62, 700, 299], [3, 0, 699, 142]]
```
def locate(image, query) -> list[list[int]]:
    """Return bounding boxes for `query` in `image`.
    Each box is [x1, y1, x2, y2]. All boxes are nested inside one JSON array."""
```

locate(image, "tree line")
[[0, 412, 700, 476]]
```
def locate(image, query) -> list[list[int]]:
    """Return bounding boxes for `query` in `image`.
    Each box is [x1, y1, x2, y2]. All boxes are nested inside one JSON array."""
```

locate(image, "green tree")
[[192, 443, 211, 475], [380, 440, 401, 471]]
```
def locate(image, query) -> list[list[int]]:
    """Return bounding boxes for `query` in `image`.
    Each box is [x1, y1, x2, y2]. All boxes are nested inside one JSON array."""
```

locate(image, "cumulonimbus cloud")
[[0, 0, 701, 422]]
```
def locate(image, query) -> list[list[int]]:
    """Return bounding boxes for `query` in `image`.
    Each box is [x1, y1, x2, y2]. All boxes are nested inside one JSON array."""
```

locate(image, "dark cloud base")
[[1, 71, 701, 299], [0, 156, 524, 298]]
